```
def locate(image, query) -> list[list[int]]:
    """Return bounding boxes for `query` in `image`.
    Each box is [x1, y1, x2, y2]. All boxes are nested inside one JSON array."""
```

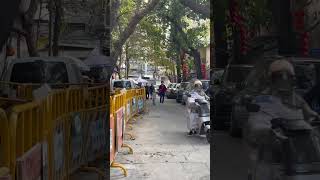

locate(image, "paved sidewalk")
[[110, 98, 210, 180]]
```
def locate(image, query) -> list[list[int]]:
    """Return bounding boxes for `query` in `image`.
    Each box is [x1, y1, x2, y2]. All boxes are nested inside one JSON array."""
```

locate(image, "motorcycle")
[[186, 92, 211, 143], [247, 103, 320, 180]]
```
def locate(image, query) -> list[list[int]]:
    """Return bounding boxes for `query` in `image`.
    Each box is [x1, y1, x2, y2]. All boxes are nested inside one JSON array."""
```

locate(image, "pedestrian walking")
[[149, 84, 156, 105], [145, 83, 150, 99], [158, 81, 167, 103]]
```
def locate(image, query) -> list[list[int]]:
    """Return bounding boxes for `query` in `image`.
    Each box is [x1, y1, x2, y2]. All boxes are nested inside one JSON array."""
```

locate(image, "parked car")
[[0, 56, 87, 98], [169, 83, 180, 99], [213, 64, 254, 130], [229, 56, 320, 137], [112, 79, 137, 90], [166, 83, 177, 99], [176, 82, 189, 103]]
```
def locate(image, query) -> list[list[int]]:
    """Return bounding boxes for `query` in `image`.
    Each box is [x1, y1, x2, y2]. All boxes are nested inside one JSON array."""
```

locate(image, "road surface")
[[110, 98, 210, 180], [213, 131, 249, 180]]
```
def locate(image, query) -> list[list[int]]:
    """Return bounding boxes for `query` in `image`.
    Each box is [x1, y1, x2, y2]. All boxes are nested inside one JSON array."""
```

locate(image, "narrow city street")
[[110, 98, 210, 180]]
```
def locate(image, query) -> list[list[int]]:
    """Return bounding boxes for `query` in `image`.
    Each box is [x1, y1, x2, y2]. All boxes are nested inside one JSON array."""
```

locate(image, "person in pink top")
[[158, 81, 167, 103]]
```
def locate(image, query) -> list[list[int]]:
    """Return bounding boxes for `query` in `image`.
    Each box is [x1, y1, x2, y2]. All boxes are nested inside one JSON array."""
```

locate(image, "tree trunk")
[[213, 0, 228, 68], [21, 0, 40, 57], [191, 49, 203, 79], [52, 0, 63, 56], [118, 48, 123, 79], [181, 51, 187, 82], [0, 0, 19, 50], [125, 44, 130, 79], [36, 0, 42, 45], [270, 0, 296, 55], [176, 54, 182, 83]]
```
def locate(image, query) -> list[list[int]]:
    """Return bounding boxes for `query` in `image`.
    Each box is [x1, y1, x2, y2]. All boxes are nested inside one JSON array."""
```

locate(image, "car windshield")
[[226, 66, 253, 83], [10, 61, 68, 83], [113, 81, 132, 88], [168, 84, 173, 88]]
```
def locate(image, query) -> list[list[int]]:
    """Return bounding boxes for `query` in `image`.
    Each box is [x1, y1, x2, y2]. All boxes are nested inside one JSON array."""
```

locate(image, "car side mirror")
[[246, 103, 260, 112]]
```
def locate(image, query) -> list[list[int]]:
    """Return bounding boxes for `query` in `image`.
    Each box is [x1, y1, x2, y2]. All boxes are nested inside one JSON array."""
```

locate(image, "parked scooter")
[[186, 93, 211, 143], [247, 103, 320, 180]]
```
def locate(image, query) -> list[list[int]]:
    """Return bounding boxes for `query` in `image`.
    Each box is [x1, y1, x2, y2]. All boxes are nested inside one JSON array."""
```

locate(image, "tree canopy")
[[112, 0, 210, 80]]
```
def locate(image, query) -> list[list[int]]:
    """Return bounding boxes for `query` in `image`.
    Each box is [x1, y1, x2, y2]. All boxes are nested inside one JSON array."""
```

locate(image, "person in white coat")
[[186, 80, 209, 135], [244, 59, 320, 179]]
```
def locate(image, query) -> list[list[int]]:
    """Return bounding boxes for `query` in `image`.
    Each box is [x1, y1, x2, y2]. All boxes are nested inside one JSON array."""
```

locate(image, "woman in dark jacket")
[[158, 81, 167, 103]]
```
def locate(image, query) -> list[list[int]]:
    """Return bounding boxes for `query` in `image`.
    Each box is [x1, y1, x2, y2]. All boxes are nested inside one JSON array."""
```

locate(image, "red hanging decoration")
[[201, 64, 207, 79], [302, 32, 309, 56], [293, 8, 309, 56]]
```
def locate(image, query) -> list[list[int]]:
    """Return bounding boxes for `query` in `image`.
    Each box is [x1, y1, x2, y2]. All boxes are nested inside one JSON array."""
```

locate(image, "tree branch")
[[111, 0, 160, 67], [178, 0, 209, 18]]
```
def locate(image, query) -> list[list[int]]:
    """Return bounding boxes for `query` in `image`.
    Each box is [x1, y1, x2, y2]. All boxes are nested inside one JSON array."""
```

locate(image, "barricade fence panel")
[[0, 109, 10, 168], [0, 84, 146, 179]]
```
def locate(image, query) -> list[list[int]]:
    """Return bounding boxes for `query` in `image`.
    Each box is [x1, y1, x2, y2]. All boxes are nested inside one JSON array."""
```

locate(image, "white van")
[[0, 56, 86, 98], [112, 79, 137, 90]]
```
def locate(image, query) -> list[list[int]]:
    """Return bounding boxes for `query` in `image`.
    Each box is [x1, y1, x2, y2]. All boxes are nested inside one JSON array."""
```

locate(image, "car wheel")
[[229, 105, 242, 137]]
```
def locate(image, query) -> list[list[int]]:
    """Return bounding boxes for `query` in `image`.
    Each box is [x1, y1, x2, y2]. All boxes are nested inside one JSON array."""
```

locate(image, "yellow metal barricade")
[[0, 109, 9, 169], [7, 100, 47, 180], [1, 84, 147, 179]]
